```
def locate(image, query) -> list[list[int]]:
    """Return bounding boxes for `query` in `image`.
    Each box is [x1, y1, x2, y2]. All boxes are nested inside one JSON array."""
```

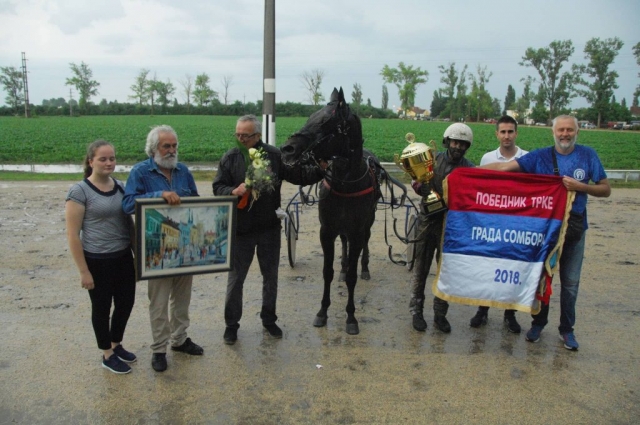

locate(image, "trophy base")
[[421, 194, 448, 217]]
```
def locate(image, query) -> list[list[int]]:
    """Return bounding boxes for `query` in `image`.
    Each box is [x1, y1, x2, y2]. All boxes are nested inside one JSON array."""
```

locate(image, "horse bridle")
[[288, 132, 334, 168]]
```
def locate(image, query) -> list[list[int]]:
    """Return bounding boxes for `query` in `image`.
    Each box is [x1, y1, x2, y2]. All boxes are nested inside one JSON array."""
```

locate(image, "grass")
[[1, 115, 639, 167], [0, 115, 638, 186]]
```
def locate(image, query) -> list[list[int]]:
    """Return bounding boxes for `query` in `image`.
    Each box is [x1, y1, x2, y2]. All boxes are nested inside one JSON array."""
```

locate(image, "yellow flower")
[[248, 148, 257, 159], [252, 158, 264, 168], [245, 178, 252, 186]]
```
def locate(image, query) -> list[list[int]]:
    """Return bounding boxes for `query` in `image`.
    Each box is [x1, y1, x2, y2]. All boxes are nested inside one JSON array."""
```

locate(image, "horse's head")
[[281, 87, 363, 167]]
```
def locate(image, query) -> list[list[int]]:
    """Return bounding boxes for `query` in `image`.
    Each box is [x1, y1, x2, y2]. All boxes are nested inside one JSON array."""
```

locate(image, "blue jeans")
[[532, 230, 586, 334]]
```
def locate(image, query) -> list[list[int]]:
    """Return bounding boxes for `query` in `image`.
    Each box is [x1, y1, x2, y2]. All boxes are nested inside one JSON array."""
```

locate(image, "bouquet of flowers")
[[238, 147, 276, 210]]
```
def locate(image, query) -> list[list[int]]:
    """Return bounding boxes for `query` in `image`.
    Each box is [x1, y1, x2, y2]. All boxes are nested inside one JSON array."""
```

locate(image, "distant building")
[[401, 106, 430, 120], [506, 109, 534, 125]]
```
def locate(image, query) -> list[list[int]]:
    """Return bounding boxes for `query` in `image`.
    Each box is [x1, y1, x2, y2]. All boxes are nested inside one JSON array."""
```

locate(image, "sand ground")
[[0, 181, 638, 424]]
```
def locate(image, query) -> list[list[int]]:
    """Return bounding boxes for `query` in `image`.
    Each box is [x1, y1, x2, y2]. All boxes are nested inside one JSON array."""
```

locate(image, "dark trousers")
[[409, 214, 449, 317], [225, 226, 281, 330], [477, 306, 517, 317], [86, 252, 136, 350]]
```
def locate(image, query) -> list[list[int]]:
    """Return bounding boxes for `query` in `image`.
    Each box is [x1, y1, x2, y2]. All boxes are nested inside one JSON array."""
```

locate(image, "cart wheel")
[[287, 211, 298, 268], [406, 213, 418, 271]]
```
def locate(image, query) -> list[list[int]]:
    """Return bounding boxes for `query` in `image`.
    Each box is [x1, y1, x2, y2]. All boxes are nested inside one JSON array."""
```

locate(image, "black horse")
[[281, 87, 381, 335], [296, 184, 373, 282]]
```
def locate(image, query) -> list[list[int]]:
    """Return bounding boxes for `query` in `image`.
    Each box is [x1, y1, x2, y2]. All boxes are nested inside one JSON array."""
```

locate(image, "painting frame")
[[134, 196, 237, 281]]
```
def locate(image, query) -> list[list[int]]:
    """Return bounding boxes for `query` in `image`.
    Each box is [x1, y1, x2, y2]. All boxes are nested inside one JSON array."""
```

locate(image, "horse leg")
[[345, 236, 364, 335], [313, 231, 335, 328], [360, 237, 371, 280], [338, 234, 348, 282], [360, 215, 374, 280]]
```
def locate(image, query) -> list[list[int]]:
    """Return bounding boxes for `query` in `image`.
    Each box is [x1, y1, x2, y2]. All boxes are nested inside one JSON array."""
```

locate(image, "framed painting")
[[134, 196, 237, 280]]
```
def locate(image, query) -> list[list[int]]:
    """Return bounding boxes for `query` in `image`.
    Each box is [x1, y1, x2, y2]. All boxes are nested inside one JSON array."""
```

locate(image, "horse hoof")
[[313, 316, 327, 327], [338, 272, 346, 282], [346, 323, 359, 335], [360, 271, 371, 280]]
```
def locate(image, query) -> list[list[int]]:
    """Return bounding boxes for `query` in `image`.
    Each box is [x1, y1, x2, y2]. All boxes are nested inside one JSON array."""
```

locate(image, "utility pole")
[[21, 52, 30, 118], [262, 0, 276, 146]]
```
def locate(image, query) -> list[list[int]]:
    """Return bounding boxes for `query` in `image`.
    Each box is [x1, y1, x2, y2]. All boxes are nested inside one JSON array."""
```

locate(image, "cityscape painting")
[[134, 196, 237, 280]]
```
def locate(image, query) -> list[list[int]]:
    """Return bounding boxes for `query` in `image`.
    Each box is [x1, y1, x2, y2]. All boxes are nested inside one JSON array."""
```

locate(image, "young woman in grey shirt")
[[65, 140, 137, 374]]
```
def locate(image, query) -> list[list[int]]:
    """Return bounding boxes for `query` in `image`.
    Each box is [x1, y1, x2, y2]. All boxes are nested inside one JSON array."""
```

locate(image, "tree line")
[[1, 38, 639, 125], [381, 38, 639, 126]]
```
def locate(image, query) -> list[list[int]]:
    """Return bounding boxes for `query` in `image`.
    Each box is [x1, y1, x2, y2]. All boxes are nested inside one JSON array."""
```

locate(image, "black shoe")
[[171, 337, 203, 355], [112, 344, 137, 363], [434, 315, 451, 333], [470, 310, 488, 328], [223, 327, 238, 345], [412, 313, 427, 332], [102, 353, 132, 375], [263, 323, 283, 339], [151, 353, 167, 372], [504, 315, 522, 333]]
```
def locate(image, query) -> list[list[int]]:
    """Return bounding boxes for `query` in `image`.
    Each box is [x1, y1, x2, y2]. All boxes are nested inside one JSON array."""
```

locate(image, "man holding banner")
[[470, 115, 528, 333], [478, 115, 610, 350], [409, 123, 474, 334]]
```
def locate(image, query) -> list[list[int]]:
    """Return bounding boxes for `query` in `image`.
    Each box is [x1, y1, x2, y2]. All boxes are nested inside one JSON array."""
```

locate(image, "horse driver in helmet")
[[409, 123, 474, 333]]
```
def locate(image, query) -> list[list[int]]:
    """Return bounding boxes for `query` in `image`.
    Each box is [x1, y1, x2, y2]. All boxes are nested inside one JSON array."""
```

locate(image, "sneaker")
[[525, 325, 543, 342], [263, 323, 283, 339], [102, 353, 131, 375], [433, 315, 451, 333], [504, 315, 521, 334], [151, 353, 167, 372], [412, 312, 427, 332], [470, 310, 488, 328], [560, 332, 579, 351], [223, 327, 238, 345], [171, 337, 204, 355], [112, 345, 137, 363]]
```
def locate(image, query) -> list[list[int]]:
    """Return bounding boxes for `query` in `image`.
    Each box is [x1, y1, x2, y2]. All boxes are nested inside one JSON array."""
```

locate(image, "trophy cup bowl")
[[394, 133, 447, 216]]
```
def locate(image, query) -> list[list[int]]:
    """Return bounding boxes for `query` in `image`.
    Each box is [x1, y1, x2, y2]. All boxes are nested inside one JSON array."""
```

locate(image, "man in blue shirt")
[[123, 125, 202, 372], [482, 115, 610, 351]]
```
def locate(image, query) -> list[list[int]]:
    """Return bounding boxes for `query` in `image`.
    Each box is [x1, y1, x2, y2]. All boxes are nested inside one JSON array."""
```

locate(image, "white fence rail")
[[1, 163, 639, 182]]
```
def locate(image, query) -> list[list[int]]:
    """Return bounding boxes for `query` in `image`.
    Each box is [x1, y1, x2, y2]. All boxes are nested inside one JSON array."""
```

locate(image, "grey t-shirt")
[[66, 178, 132, 256]]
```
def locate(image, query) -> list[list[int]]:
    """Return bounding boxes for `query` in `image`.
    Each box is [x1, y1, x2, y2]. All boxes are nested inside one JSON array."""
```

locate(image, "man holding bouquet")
[[213, 115, 324, 345]]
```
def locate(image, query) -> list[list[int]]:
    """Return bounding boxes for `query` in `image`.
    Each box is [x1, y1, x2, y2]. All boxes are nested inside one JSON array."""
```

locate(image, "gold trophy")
[[394, 133, 447, 216]]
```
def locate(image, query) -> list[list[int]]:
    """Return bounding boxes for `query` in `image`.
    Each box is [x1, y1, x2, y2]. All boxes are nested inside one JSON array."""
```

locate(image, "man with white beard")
[[123, 125, 203, 372], [481, 115, 610, 351]]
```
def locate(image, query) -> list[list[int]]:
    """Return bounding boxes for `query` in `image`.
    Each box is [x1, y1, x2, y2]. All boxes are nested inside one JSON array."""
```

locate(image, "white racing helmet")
[[442, 123, 473, 146]]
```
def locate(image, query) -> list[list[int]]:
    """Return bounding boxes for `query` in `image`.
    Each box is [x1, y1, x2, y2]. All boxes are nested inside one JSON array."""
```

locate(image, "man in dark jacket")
[[409, 123, 475, 333], [213, 115, 323, 345]]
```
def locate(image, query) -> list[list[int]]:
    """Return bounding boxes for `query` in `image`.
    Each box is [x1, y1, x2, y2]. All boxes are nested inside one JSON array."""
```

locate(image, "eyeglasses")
[[234, 132, 258, 140]]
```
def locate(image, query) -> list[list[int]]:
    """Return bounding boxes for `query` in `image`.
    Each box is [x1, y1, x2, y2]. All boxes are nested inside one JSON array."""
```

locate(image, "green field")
[[0, 115, 639, 169]]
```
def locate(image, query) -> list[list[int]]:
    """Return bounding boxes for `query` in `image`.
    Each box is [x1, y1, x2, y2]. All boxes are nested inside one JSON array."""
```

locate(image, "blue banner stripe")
[[443, 211, 562, 262]]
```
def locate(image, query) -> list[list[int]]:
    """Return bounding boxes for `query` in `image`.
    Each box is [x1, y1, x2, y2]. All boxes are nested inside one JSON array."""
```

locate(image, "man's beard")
[[448, 146, 466, 162], [554, 135, 576, 152], [154, 151, 178, 169]]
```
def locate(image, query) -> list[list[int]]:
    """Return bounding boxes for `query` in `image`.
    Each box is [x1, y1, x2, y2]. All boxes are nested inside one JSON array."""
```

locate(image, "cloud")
[[45, 0, 126, 35], [0, 0, 638, 110]]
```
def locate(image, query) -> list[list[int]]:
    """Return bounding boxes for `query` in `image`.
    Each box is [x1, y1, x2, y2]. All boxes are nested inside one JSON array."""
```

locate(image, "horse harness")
[[321, 157, 380, 199]]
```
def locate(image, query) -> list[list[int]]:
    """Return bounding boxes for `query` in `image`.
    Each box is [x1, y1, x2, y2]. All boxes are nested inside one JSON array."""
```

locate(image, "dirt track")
[[0, 181, 638, 424]]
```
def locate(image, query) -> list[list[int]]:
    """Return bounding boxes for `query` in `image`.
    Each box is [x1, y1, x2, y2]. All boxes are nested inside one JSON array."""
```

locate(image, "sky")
[[1, 0, 639, 112]]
